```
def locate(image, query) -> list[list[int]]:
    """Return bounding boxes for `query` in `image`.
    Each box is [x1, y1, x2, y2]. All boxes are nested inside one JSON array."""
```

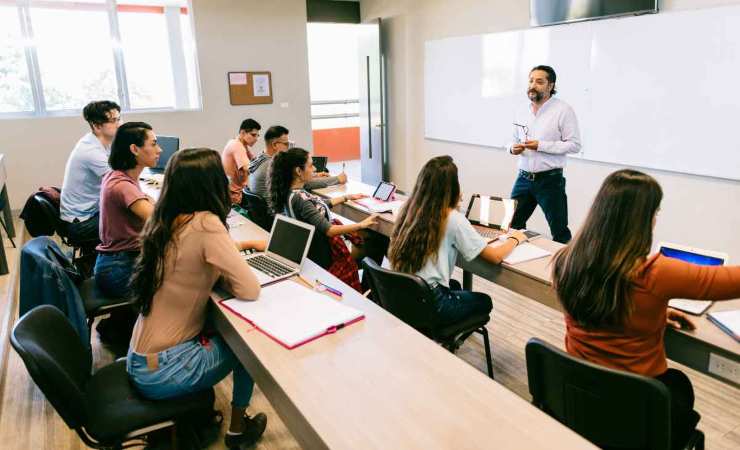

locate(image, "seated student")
[[248, 125, 347, 202], [95, 122, 159, 298], [127, 148, 268, 449], [269, 148, 376, 291], [223, 118, 261, 206], [388, 155, 526, 326], [551, 169, 740, 448], [60, 100, 121, 246]]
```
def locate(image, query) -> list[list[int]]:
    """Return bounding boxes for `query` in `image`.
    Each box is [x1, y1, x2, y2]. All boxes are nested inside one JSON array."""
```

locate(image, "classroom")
[[0, 1, 738, 449]]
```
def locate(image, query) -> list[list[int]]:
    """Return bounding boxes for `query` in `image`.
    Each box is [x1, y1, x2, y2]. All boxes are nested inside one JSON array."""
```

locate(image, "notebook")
[[503, 242, 552, 265], [220, 280, 365, 349], [660, 242, 729, 315], [243, 215, 314, 286], [707, 310, 740, 342], [150, 135, 180, 173]]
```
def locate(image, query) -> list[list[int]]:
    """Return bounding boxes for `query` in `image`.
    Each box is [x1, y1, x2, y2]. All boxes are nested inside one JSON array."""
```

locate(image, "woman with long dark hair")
[[389, 155, 526, 326], [126, 148, 268, 449], [269, 148, 376, 291], [552, 169, 740, 448]]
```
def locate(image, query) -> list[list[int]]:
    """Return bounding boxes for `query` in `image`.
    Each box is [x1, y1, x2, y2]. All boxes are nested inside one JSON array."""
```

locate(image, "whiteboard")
[[424, 5, 740, 180]]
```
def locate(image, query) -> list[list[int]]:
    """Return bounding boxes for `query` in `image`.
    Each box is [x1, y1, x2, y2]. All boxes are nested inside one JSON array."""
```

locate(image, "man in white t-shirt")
[[60, 100, 121, 246]]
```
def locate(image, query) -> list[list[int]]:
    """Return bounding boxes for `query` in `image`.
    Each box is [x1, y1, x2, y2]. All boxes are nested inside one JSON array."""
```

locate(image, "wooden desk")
[[312, 180, 740, 387], [213, 213, 595, 450], [0, 154, 14, 275]]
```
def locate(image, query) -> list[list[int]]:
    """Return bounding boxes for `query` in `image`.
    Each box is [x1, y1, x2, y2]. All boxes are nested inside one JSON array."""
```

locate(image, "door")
[[358, 19, 387, 185]]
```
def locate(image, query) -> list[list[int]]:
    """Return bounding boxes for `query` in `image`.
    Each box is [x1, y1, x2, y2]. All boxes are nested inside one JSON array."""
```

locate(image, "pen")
[[342, 162, 346, 172], [316, 279, 343, 297]]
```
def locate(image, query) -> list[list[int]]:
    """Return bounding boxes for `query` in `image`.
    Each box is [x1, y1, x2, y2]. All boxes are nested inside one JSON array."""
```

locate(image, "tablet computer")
[[372, 181, 396, 201]]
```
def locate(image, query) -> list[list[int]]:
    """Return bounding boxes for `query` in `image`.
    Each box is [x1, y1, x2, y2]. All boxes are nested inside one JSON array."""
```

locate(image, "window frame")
[[0, 0, 202, 119]]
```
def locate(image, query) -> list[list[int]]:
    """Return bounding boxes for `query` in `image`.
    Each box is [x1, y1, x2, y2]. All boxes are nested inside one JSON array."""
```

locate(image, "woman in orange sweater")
[[552, 169, 740, 448]]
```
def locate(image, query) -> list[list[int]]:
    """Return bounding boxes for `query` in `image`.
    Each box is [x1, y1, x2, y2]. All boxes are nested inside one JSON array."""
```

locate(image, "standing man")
[[248, 125, 346, 202], [60, 100, 121, 246], [223, 118, 261, 205], [508, 65, 581, 243]]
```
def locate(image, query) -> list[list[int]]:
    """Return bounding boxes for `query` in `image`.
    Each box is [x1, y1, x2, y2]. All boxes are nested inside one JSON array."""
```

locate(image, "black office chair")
[[525, 337, 704, 450], [241, 190, 274, 232], [0, 194, 15, 249], [11, 305, 215, 450], [78, 277, 136, 333], [362, 257, 494, 378]]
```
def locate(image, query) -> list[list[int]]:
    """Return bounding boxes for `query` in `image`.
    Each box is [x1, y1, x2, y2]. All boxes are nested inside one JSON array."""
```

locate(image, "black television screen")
[[530, 0, 658, 27]]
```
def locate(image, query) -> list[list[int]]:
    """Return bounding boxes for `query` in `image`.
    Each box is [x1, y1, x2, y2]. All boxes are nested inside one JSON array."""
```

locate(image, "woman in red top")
[[552, 169, 740, 449]]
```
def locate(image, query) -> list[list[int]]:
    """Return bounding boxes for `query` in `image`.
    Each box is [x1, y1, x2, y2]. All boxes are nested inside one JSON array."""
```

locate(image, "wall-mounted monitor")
[[530, 0, 658, 27]]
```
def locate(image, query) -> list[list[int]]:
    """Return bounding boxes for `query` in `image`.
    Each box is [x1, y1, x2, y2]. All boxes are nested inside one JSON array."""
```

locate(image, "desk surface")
[[214, 214, 595, 450], [313, 180, 740, 385]]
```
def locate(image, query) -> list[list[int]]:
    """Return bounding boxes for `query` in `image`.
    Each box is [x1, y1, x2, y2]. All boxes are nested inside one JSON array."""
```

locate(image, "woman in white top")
[[389, 155, 527, 326]]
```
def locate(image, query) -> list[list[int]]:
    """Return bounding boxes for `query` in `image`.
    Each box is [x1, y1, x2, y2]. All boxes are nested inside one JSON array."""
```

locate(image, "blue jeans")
[[127, 335, 254, 408], [432, 279, 493, 327], [510, 169, 572, 243], [65, 213, 100, 246], [94, 251, 137, 298]]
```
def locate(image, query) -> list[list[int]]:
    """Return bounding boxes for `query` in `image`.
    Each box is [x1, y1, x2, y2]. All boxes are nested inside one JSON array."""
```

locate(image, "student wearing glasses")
[[552, 169, 740, 448], [247, 125, 347, 203], [60, 100, 122, 247], [222, 118, 261, 206]]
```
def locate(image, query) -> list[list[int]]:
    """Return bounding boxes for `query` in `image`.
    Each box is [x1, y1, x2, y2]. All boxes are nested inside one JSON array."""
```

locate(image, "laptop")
[[354, 181, 399, 213], [151, 135, 180, 173], [243, 215, 315, 286], [659, 242, 729, 315], [313, 156, 329, 173], [464, 194, 517, 241]]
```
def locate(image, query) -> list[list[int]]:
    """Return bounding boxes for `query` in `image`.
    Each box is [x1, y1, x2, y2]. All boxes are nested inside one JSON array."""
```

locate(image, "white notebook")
[[503, 242, 552, 265], [668, 299, 713, 315], [707, 310, 740, 342], [220, 280, 364, 349]]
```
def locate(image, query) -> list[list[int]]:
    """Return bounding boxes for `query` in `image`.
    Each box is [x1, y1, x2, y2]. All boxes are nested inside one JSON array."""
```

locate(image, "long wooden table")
[[212, 214, 595, 449], [312, 181, 740, 388]]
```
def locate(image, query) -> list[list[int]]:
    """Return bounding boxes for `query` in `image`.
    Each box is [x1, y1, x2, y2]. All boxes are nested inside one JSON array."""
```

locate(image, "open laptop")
[[313, 156, 329, 173], [150, 135, 180, 173], [243, 215, 315, 286], [659, 242, 729, 315], [464, 194, 517, 241]]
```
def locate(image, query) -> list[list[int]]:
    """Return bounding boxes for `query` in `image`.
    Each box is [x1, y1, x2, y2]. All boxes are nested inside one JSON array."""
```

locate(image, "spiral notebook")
[[220, 280, 364, 349]]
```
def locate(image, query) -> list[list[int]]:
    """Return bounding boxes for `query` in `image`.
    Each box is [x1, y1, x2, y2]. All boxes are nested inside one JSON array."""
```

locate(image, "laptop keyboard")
[[476, 227, 504, 240], [246, 255, 294, 278]]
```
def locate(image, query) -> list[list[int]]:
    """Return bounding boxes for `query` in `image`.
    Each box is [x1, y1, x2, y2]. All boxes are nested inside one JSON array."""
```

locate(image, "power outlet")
[[708, 353, 740, 385]]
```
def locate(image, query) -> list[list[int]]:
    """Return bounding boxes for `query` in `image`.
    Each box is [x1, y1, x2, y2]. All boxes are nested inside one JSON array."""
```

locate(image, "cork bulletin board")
[[228, 71, 273, 105]]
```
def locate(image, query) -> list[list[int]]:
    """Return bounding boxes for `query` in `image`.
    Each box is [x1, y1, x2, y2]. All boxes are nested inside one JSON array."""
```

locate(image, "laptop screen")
[[466, 195, 516, 229], [313, 156, 328, 173], [659, 246, 725, 266], [154, 136, 180, 171], [267, 217, 313, 264]]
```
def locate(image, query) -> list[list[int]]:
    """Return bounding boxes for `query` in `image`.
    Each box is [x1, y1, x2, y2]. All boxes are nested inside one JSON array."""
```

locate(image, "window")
[[0, 4, 33, 113], [0, 0, 201, 117]]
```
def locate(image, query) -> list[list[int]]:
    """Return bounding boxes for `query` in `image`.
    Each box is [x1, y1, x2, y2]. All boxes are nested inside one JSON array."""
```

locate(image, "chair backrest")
[[525, 338, 672, 450], [10, 305, 92, 429], [33, 194, 69, 239], [242, 190, 274, 231], [361, 257, 439, 335]]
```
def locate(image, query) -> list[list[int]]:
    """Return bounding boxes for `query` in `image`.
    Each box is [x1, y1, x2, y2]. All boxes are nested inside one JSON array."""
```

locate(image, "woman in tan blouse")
[[126, 148, 268, 449]]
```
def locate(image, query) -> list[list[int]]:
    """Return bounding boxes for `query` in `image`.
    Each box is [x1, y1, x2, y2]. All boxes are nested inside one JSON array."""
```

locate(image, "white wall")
[[2, 0, 312, 210], [361, 0, 740, 259]]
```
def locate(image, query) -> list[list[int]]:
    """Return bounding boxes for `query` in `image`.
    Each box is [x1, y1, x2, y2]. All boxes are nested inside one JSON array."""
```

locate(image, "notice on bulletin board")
[[228, 71, 273, 105]]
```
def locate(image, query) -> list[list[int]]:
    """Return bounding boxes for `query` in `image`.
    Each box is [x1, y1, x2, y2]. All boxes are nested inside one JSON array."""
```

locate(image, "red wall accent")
[[312, 127, 360, 161]]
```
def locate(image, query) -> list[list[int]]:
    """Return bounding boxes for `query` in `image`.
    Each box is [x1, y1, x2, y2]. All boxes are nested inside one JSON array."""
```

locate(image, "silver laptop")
[[464, 194, 517, 241], [244, 215, 315, 286], [659, 242, 729, 315]]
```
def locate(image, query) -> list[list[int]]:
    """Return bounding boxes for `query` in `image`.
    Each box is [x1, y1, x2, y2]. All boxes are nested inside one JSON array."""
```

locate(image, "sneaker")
[[224, 413, 267, 449]]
